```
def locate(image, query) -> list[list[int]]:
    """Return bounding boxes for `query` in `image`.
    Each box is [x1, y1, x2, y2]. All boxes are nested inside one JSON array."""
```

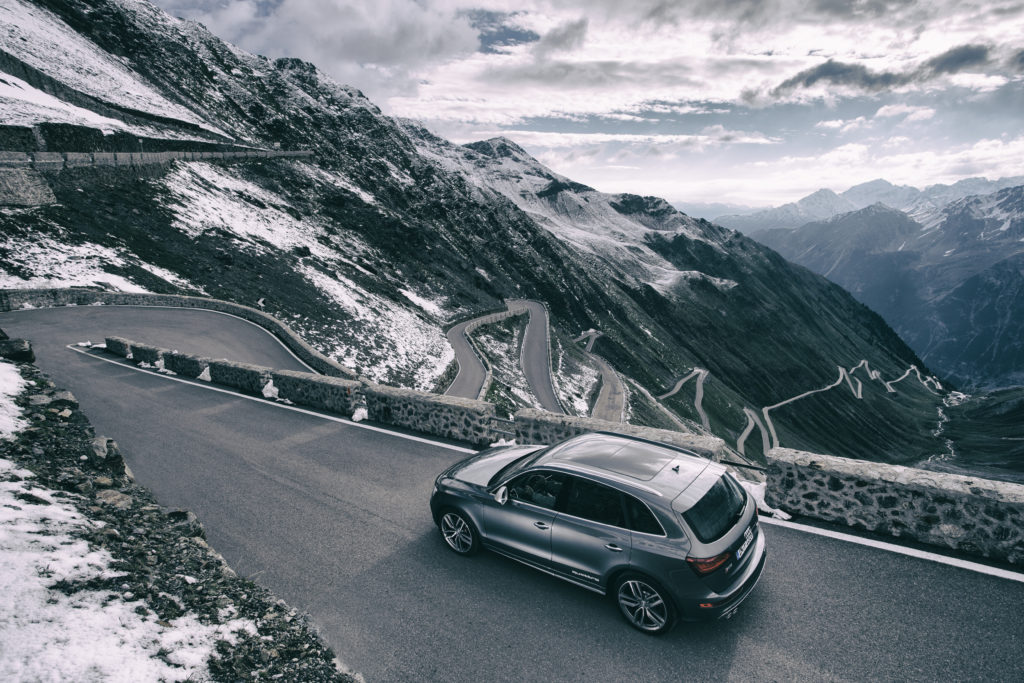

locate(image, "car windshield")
[[487, 448, 550, 487], [681, 474, 746, 543]]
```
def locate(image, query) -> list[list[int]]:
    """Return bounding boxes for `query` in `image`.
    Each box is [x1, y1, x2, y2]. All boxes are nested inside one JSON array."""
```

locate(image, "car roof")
[[532, 432, 725, 502]]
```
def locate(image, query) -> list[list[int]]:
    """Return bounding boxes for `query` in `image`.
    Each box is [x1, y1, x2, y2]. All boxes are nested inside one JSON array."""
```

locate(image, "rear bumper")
[[679, 533, 767, 621]]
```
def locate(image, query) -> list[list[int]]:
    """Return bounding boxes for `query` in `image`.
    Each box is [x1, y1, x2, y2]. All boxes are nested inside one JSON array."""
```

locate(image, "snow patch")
[[0, 362, 27, 440], [0, 0, 226, 136], [0, 459, 257, 681]]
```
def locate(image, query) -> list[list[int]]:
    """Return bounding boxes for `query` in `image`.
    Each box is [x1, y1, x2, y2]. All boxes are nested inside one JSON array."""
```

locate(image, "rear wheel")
[[615, 573, 675, 634], [439, 509, 480, 556]]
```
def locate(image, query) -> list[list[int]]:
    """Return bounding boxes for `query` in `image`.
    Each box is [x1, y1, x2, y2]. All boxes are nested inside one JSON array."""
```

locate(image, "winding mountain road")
[[3, 305, 1023, 682], [446, 300, 562, 413]]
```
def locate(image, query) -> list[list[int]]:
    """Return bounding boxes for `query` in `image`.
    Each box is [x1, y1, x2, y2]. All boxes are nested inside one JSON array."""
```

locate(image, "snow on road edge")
[[0, 360, 258, 682]]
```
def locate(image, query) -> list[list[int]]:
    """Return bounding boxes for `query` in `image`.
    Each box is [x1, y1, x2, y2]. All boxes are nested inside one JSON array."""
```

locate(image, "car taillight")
[[687, 551, 731, 575]]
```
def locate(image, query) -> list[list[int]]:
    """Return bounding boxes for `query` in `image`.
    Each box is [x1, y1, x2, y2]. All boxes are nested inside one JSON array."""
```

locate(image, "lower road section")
[[3, 306, 1023, 682]]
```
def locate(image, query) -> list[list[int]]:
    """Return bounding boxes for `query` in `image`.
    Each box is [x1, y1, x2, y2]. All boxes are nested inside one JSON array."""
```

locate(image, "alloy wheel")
[[440, 512, 475, 554], [617, 579, 669, 632]]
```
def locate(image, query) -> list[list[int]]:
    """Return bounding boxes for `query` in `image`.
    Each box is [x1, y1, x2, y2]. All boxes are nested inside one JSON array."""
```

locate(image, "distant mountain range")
[[1, 0, 1020, 481], [714, 176, 1024, 234], [756, 186, 1024, 391]]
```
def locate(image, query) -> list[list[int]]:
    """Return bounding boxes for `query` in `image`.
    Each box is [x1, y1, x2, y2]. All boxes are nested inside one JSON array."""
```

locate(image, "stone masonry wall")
[[208, 360, 272, 396], [2, 288, 353, 378], [513, 408, 726, 462], [362, 383, 497, 447], [270, 370, 360, 416], [105, 336, 497, 446], [162, 351, 211, 378], [766, 448, 1024, 564]]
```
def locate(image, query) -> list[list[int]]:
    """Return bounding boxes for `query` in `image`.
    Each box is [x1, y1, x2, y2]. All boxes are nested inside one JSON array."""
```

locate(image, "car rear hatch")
[[672, 467, 758, 594]]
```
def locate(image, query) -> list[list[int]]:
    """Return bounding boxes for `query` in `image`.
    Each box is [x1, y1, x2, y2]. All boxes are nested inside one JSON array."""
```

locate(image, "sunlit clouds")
[[154, 0, 1024, 207]]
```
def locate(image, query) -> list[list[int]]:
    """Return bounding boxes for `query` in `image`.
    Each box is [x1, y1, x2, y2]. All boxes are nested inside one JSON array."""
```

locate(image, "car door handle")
[[533, 521, 550, 530], [604, 543, 624, 552]]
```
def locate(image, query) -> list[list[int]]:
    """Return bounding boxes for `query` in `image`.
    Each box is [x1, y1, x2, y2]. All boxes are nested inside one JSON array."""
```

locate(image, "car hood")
[[446, 445, 543, 487]]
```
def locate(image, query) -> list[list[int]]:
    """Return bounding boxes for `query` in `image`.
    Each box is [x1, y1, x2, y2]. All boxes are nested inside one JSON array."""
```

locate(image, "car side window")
[[624, 494, 664, 535], [562, 477, 625, 528], [507, 471, 566, 509]]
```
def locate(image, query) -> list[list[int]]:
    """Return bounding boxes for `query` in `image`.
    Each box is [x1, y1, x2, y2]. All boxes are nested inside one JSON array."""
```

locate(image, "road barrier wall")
[[162, 351, 209, 378], [363, 383, 497, 446], [2, 288, 353, 378], [766, 448, 1024, 565], [0, 149, 313, 173], [270, 370, 360, 416], [105, 336, 496, 446], [209, 360, 272, 395], [513, 408, 727, 462]]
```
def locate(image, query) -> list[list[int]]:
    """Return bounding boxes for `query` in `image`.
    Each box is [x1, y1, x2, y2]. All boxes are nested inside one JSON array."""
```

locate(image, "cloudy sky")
[[154, 0, 1024, 209]]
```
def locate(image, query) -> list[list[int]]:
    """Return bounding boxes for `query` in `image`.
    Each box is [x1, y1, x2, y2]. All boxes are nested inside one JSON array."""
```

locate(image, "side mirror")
[[493, 486, 508, 505]]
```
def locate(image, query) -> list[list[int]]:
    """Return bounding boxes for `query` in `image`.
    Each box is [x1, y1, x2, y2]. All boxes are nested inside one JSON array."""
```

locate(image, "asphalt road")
[[3, 306, 1024, 682], [512, 299, 563, 413]]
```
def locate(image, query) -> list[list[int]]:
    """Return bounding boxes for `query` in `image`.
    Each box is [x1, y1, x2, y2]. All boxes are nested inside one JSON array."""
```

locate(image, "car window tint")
[[508, 471, 566, 509], [563, 478, 625, 528], [682, 474, 746, 543], [624, 495, 664, 535]]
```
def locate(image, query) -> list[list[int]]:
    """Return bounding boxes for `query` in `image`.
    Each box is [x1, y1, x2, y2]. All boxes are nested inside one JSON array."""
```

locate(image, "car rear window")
[[681, 474, 746, 543]]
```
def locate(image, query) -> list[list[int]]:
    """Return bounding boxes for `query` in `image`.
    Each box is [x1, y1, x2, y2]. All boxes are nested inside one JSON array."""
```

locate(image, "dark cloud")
[[772, 60, 909, 96], [923, 44, 990, 75], [533, 18, 589, 58], [772, 43, 997, 98], [460, 10, 540, 54], [1014, 49, 1024, 71]]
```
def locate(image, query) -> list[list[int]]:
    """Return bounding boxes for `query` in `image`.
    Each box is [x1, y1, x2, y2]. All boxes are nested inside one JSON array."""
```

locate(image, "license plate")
[[736, 526, 754, 560]]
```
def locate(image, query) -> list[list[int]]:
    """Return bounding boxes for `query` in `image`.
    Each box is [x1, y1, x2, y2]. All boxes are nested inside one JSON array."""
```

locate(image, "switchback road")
[[3, 306, 1023, 682]]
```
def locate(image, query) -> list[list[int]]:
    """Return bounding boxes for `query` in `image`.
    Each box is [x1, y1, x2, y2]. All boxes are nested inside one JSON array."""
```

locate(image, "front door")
[[483, 470, 567, 566]]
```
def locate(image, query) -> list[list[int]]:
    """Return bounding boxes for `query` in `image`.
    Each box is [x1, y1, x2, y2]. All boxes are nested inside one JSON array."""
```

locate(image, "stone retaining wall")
[[2, 288, 352, 378], [162, 351, 210, 378], [766, 448, 1024, 565], [105, 336, 496, 446], [269, 370, 360, 416], [208, 360, 272, 395], [363, 383, 497, 447], [0, 149, 313, 172], [513, 408, 726, 462]]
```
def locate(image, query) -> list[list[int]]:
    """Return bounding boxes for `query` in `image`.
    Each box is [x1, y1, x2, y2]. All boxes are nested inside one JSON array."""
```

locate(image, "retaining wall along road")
[[1, 288, 352, 378], [9, 289, 1023, 565], [105, 337, 493, 447], [513, 409, 727, 462], [766, 448, 1024, 565]]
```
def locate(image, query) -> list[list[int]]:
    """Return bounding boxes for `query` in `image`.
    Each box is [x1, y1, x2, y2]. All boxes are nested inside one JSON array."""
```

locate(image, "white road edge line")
[[9, 304, 319, 374], [760, 516, 1024, 584], [66, 345, 478, 455]]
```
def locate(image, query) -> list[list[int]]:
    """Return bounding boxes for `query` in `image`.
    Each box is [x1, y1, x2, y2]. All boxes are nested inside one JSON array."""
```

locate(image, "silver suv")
[[429, 432, 766, 633]]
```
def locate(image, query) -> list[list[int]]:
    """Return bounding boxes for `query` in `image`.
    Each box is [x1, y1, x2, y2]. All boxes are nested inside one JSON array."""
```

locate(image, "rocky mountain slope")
[[757, 187, 1024, 391], [1, 0, 1014, 479]]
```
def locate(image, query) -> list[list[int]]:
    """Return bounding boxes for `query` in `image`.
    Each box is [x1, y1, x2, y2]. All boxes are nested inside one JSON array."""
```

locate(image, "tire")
[[614, 573, 675, 634], [439, 509, 480, 556]]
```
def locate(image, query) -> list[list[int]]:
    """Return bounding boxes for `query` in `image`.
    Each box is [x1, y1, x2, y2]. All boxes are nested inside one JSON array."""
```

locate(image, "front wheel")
[[439, 509, 480, 556], [615, 573, 675, 634]]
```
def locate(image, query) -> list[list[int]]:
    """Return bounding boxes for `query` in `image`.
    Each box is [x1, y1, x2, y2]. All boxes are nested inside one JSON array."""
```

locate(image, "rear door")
[[550, 476, 632, 590]]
